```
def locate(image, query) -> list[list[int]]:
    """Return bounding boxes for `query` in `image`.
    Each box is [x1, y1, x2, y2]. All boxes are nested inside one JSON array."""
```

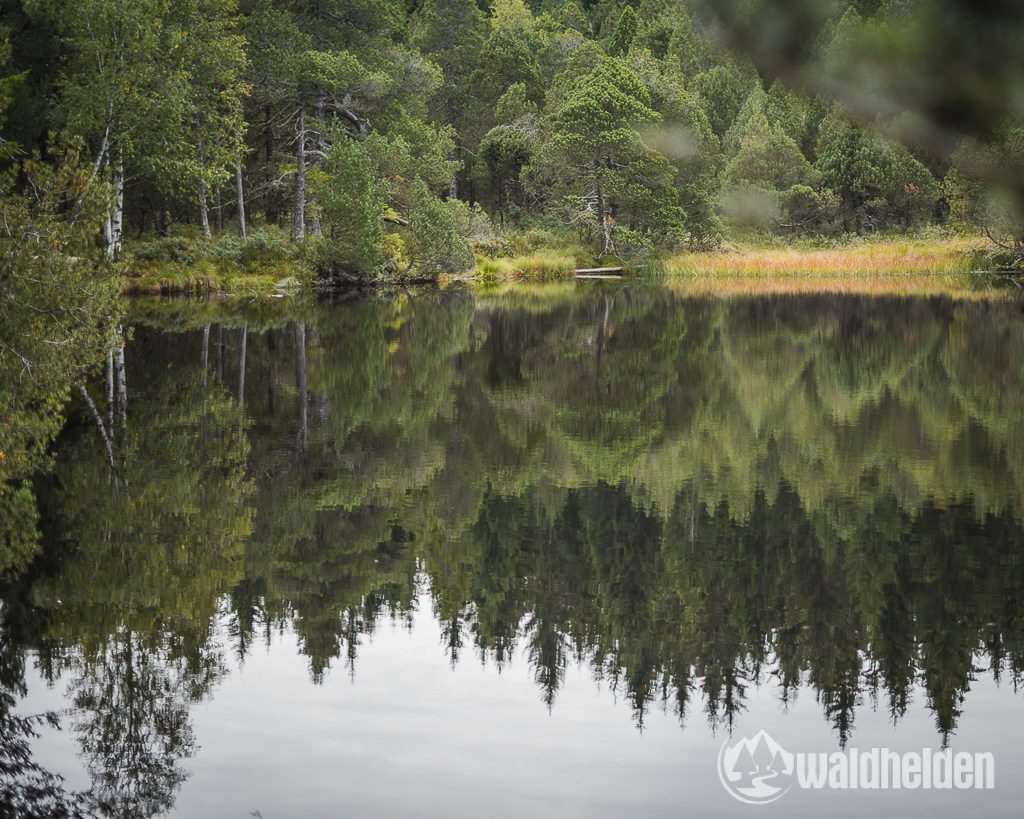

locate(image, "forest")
[[1, 0, 1023, 279]]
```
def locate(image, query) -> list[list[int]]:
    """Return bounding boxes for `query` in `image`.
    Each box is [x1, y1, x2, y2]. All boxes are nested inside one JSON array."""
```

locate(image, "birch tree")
[[33, 0, 247, 256]]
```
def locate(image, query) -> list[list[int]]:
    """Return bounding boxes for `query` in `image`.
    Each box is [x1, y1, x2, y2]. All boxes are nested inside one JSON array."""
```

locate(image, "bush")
[[315, 136, 387, 278], [129, 236, 200, 265], [408, 179, 476, 277], [239, 226, 299, 269], [381, 232, 410, 273], [446, 198, 497, 245], [210, 233, 243, 261], [610, 226, 654, 259]]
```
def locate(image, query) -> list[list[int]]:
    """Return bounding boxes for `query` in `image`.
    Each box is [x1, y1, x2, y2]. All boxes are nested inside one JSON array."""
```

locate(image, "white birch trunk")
[[107, 155, 124, 260], [115, 333, 127, 431], [200, 186, 212, 239]]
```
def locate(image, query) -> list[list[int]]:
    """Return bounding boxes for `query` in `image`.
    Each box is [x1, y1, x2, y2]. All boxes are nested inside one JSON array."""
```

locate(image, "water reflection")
[[2, 284, 1024, 815]]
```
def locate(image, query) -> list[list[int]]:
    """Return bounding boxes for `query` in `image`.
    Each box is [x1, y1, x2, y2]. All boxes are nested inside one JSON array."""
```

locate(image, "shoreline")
[[119, 235, 1016, 297]]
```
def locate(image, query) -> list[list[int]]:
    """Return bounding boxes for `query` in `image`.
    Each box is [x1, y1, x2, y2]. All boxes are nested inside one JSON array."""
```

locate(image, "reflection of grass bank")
[[661, 271, 1016, 299], [657, 235, 984, 278]]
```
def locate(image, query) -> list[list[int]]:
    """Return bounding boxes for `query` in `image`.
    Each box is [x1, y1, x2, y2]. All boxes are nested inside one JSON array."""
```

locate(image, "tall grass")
[[659, 237, 984, 278], [475, 249, 577, 279]]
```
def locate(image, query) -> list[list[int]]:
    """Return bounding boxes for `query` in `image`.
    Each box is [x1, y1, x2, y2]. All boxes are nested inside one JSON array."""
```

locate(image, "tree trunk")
[[295, 322, 307, 453], [80, 386, 116, 470], [447, 150, 458, 200], [265, 105, 275, 226], [265, 105, 273, 166], [308, 100, 325, 237], [595, 173, 610, 256], [106, 155, 125, 260], [215, 186, 223, 233], [199, 186, 212, 239], [293, 105, 306, 240], [236, 161, 247, 241], [106, 348, 114, 440], [216, 324, 224, 385], [114, 332, 127, 432], [103, 211, 112, 254], [113, 158, 124, 257], [238, 323, 248, 406], [447, 89, 458, 200], [201, 324, 210, 391]]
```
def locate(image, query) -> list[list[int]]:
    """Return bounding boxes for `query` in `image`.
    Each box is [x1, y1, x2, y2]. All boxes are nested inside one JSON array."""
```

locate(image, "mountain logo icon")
[[717, 730, 795, 805]]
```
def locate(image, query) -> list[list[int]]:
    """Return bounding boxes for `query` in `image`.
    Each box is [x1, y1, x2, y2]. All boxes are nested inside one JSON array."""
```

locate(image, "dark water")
[[4, 284, 1024, 816]]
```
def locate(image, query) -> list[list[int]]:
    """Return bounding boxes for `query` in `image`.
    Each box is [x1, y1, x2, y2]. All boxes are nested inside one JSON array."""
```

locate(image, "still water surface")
[[4, 283, 1024, 816]]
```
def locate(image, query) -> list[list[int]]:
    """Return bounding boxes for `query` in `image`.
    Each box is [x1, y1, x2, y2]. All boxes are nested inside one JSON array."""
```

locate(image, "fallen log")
[[575, 266, 623, 275]]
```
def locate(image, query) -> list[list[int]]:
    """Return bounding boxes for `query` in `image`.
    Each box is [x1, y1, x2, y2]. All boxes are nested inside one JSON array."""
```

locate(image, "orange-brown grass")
[[656, 237, 1022, 298], [663, 237, 986, 278]]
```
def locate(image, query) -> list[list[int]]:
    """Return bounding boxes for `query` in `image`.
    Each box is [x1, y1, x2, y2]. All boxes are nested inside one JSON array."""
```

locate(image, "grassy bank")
[[122, 227, 313, 296], [123, 230, 1006, 296], [655, 235, 986, 279], [463, 233, 996, 285]]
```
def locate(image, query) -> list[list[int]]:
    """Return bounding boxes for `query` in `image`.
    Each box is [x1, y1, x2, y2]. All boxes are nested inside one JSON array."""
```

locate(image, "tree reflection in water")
[[2, 285, 1023, 815]]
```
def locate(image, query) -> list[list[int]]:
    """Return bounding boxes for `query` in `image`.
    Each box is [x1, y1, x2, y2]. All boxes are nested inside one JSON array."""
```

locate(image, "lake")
[[3, 281, 1024, 817]]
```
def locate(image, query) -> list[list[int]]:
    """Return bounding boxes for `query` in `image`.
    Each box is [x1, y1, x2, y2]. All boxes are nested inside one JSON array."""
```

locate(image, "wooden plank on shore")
[[575, 266, 623, 275]]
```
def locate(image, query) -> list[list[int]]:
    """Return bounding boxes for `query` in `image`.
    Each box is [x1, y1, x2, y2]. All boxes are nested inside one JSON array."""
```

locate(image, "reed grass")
[[659, 236, 983, 278], [475, 249, 578, 279]]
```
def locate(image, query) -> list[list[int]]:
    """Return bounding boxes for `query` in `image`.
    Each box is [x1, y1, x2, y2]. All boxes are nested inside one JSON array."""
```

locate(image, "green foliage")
[[664, 6, 703, 75], [408, 179, 476, 276], [479, 121, 538, 222], [494, 82, 538, 124], [126, 226, 308, 286], [608, 6, 639, 57], [720, 108, 822, 229], [724, 111, 815, 190], [0, 140, 122, 573], [363, 126, 455, 211], [41, 0, 248, 202], [546, 56, 659, 164], [316, 137, 387, 277], [815, 113, 939, 231], [943, 124, 1024, 258], [539, 55, 665, 253], [3, 0, 1005, 279], [693, 64, 749, 139]]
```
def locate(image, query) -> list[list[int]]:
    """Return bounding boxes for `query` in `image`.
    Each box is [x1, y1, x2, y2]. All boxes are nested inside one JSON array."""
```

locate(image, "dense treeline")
[[1, 0, 1022, 281]]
